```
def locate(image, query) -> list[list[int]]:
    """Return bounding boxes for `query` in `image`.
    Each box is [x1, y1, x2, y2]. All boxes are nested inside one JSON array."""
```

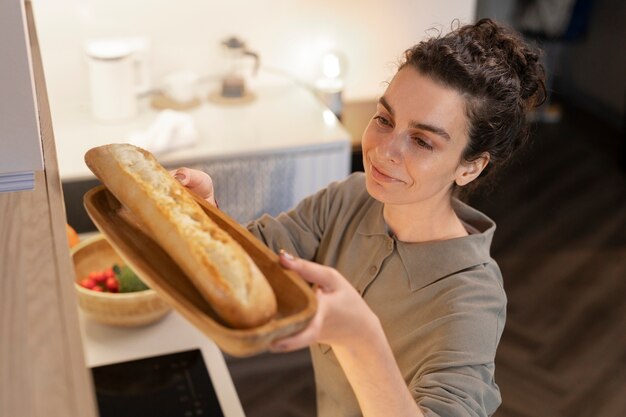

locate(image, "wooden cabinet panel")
[[0, 2, 97, 417]]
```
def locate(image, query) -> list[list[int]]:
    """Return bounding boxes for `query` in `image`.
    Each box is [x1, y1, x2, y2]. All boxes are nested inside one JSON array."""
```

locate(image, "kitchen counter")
[[57, 76, 353, 230], [54, 77, 352, 183]]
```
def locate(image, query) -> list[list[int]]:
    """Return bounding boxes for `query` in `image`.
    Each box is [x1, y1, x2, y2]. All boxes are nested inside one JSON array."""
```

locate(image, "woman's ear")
[[455, 153, 490, 186]]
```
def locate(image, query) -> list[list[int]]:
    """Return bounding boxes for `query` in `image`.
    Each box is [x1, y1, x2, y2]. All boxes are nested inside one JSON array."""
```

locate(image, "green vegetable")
[[113, 264, 149, 293]]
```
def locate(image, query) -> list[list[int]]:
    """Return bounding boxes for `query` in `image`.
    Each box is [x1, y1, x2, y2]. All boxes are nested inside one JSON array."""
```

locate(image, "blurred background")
[[29, 0, 626, 416], [470, 2, 626, 417]]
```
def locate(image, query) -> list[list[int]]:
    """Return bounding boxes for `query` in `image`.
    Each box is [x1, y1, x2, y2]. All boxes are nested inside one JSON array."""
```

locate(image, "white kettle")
[[85, 38, 150, 122]]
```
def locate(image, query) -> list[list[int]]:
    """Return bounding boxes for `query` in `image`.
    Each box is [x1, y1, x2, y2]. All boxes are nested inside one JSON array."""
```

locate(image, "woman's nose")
[[378, 132, 404, 163]]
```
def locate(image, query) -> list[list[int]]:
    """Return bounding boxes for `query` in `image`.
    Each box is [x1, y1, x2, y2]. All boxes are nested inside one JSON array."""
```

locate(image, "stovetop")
[[91, 349, 224, 417]]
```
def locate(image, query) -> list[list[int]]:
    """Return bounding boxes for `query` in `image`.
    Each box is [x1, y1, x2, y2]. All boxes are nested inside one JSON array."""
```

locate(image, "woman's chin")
[[365, 175, 393, 203]]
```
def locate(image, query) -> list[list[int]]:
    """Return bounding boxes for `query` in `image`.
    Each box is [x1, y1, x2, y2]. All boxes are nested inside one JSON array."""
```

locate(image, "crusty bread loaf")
[[85, 143, 277, 328]]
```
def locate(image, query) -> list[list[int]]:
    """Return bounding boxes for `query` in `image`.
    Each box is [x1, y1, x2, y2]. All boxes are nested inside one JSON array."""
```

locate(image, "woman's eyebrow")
[[410, 121, 451, 141], [379, 96, 451, 141], [379, 96, 394, 116]]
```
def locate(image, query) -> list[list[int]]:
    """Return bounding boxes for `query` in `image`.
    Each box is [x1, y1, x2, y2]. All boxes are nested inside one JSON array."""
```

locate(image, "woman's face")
[[362, 67, 477, 207]]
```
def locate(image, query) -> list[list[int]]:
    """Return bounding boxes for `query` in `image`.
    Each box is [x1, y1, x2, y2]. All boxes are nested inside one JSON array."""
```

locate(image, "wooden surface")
[[84, 185, 317, 357], [341, 100, 377, 149], [341, 100, 377, 172], [0, 2, 98, 417]]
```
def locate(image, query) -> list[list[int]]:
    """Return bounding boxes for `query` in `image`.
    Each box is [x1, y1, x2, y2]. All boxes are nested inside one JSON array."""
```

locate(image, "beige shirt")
[[247, 173, 506, 417]]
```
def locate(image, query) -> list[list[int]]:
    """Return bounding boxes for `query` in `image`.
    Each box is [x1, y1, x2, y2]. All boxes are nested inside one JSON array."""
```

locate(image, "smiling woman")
[[175, 18, 546, 417], [362, 68, 479, 242]]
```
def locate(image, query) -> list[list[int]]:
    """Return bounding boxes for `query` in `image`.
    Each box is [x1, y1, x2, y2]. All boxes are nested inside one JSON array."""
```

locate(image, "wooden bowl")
[[72, 234, 171, 326], [83, 185, 317, 357]]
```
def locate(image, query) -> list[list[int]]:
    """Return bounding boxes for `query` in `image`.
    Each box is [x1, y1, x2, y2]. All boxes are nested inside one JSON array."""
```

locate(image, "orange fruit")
[[66, 224, 80, 248]]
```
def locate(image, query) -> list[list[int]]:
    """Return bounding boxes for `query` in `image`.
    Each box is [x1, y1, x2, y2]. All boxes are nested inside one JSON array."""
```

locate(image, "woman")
[[174, 18, 545, 417]]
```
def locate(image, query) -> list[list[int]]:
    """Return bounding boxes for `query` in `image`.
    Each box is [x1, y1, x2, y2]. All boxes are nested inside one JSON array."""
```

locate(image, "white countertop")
[[78, 310, 246, 417], [54, 76, 351, 182]]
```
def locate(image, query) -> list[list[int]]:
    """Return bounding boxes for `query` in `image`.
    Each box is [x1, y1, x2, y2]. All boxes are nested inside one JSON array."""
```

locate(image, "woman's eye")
[[373, 115, 392, 127], [414, 138, 433, 151]]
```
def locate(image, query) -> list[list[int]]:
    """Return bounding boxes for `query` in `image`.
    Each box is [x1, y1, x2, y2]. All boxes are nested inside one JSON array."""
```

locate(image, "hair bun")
[[475, 18, 547, 108], [400, 18, 548, 192]]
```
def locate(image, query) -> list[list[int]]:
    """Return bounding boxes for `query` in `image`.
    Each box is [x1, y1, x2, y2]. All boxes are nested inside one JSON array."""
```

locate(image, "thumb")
[[279, 250, 337, 292], [170, 168, 190, 186], [171, 168, 215, 203], [185, 168, 213, 192], [172, 167, 212, 190]]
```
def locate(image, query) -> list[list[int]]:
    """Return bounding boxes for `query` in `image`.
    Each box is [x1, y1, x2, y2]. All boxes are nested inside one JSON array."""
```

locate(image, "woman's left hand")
[[270, 251, 380, 352]]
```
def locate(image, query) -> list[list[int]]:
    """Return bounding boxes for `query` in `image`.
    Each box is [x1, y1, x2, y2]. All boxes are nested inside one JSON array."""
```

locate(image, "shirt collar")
[[356, 201, 388, 236], [357, 198, 496, 291]]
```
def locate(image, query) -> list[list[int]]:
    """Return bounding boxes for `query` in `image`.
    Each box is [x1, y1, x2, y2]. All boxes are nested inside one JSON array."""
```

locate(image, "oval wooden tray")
[[83, 185, 317, 357]]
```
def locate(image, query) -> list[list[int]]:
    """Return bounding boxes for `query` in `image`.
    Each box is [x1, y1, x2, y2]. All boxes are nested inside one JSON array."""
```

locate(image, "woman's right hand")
[[170, 167, 217, 207]]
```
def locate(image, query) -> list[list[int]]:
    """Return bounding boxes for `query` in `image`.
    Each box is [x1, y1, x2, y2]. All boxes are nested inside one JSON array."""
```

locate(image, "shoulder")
[[452, 198, 497, 237], [325, 172, 368, 200], [301, 172, 371, 217]]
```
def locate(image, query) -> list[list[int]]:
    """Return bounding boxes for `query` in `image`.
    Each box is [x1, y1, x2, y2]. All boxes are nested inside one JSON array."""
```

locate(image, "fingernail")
[[174, 173, 185, 183], [279, 249, 295, 261]]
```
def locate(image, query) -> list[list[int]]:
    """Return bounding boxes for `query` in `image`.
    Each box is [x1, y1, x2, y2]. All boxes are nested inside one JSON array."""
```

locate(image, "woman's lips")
[[370, 163, 403, 183]]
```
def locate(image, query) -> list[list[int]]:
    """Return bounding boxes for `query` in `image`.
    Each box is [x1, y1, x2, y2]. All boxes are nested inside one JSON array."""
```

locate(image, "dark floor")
[[225, 105, 626, 417], [470, 107, 626, 417]]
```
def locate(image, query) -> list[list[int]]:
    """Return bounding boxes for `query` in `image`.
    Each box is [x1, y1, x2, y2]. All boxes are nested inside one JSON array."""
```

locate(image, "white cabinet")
[[0, 0, 43, 192]]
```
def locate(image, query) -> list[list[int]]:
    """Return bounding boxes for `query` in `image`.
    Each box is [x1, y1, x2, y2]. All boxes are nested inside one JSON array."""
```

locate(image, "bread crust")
[[85, 144, 277, 328]]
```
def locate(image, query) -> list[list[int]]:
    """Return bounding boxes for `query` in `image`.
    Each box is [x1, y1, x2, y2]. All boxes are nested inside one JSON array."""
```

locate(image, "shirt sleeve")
[[413, 364, 501, 417], [408, 266, 506, 417], [245, 184, 332, 260]]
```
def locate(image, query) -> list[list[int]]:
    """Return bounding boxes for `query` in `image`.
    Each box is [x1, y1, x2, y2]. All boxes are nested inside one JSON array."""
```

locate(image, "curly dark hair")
[[400, 18, 546, 192]]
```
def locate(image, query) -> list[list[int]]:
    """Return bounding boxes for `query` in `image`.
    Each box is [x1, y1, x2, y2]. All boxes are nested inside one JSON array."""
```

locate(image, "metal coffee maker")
[[211, 36, 259, 103]]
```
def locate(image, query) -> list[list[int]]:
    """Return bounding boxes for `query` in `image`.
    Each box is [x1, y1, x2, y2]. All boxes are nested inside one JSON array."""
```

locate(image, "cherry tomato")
[[106, 277, 119, 293], [80, 278, 96, 289], [91, 285, 104, 292]]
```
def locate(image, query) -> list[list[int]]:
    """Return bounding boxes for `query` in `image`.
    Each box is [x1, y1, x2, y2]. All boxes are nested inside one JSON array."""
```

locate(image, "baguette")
[[84, 143, 277, 328]]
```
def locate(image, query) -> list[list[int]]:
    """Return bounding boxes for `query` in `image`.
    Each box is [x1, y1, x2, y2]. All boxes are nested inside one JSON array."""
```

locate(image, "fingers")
[[279, 250, 337, 292], [270, 297, 323, 352], [269, 325, 317, 353], [186, 169, 213, 192], [170, 167, 216, 205], [171, 167, 212, 189]]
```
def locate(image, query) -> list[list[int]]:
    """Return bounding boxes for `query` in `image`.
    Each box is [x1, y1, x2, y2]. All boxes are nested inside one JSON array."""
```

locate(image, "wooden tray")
[[83, 185, 317, 357]]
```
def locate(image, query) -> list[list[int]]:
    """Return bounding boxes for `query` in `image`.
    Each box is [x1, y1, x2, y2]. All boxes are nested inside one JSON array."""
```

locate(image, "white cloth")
[[129, 110, 198, 155]]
